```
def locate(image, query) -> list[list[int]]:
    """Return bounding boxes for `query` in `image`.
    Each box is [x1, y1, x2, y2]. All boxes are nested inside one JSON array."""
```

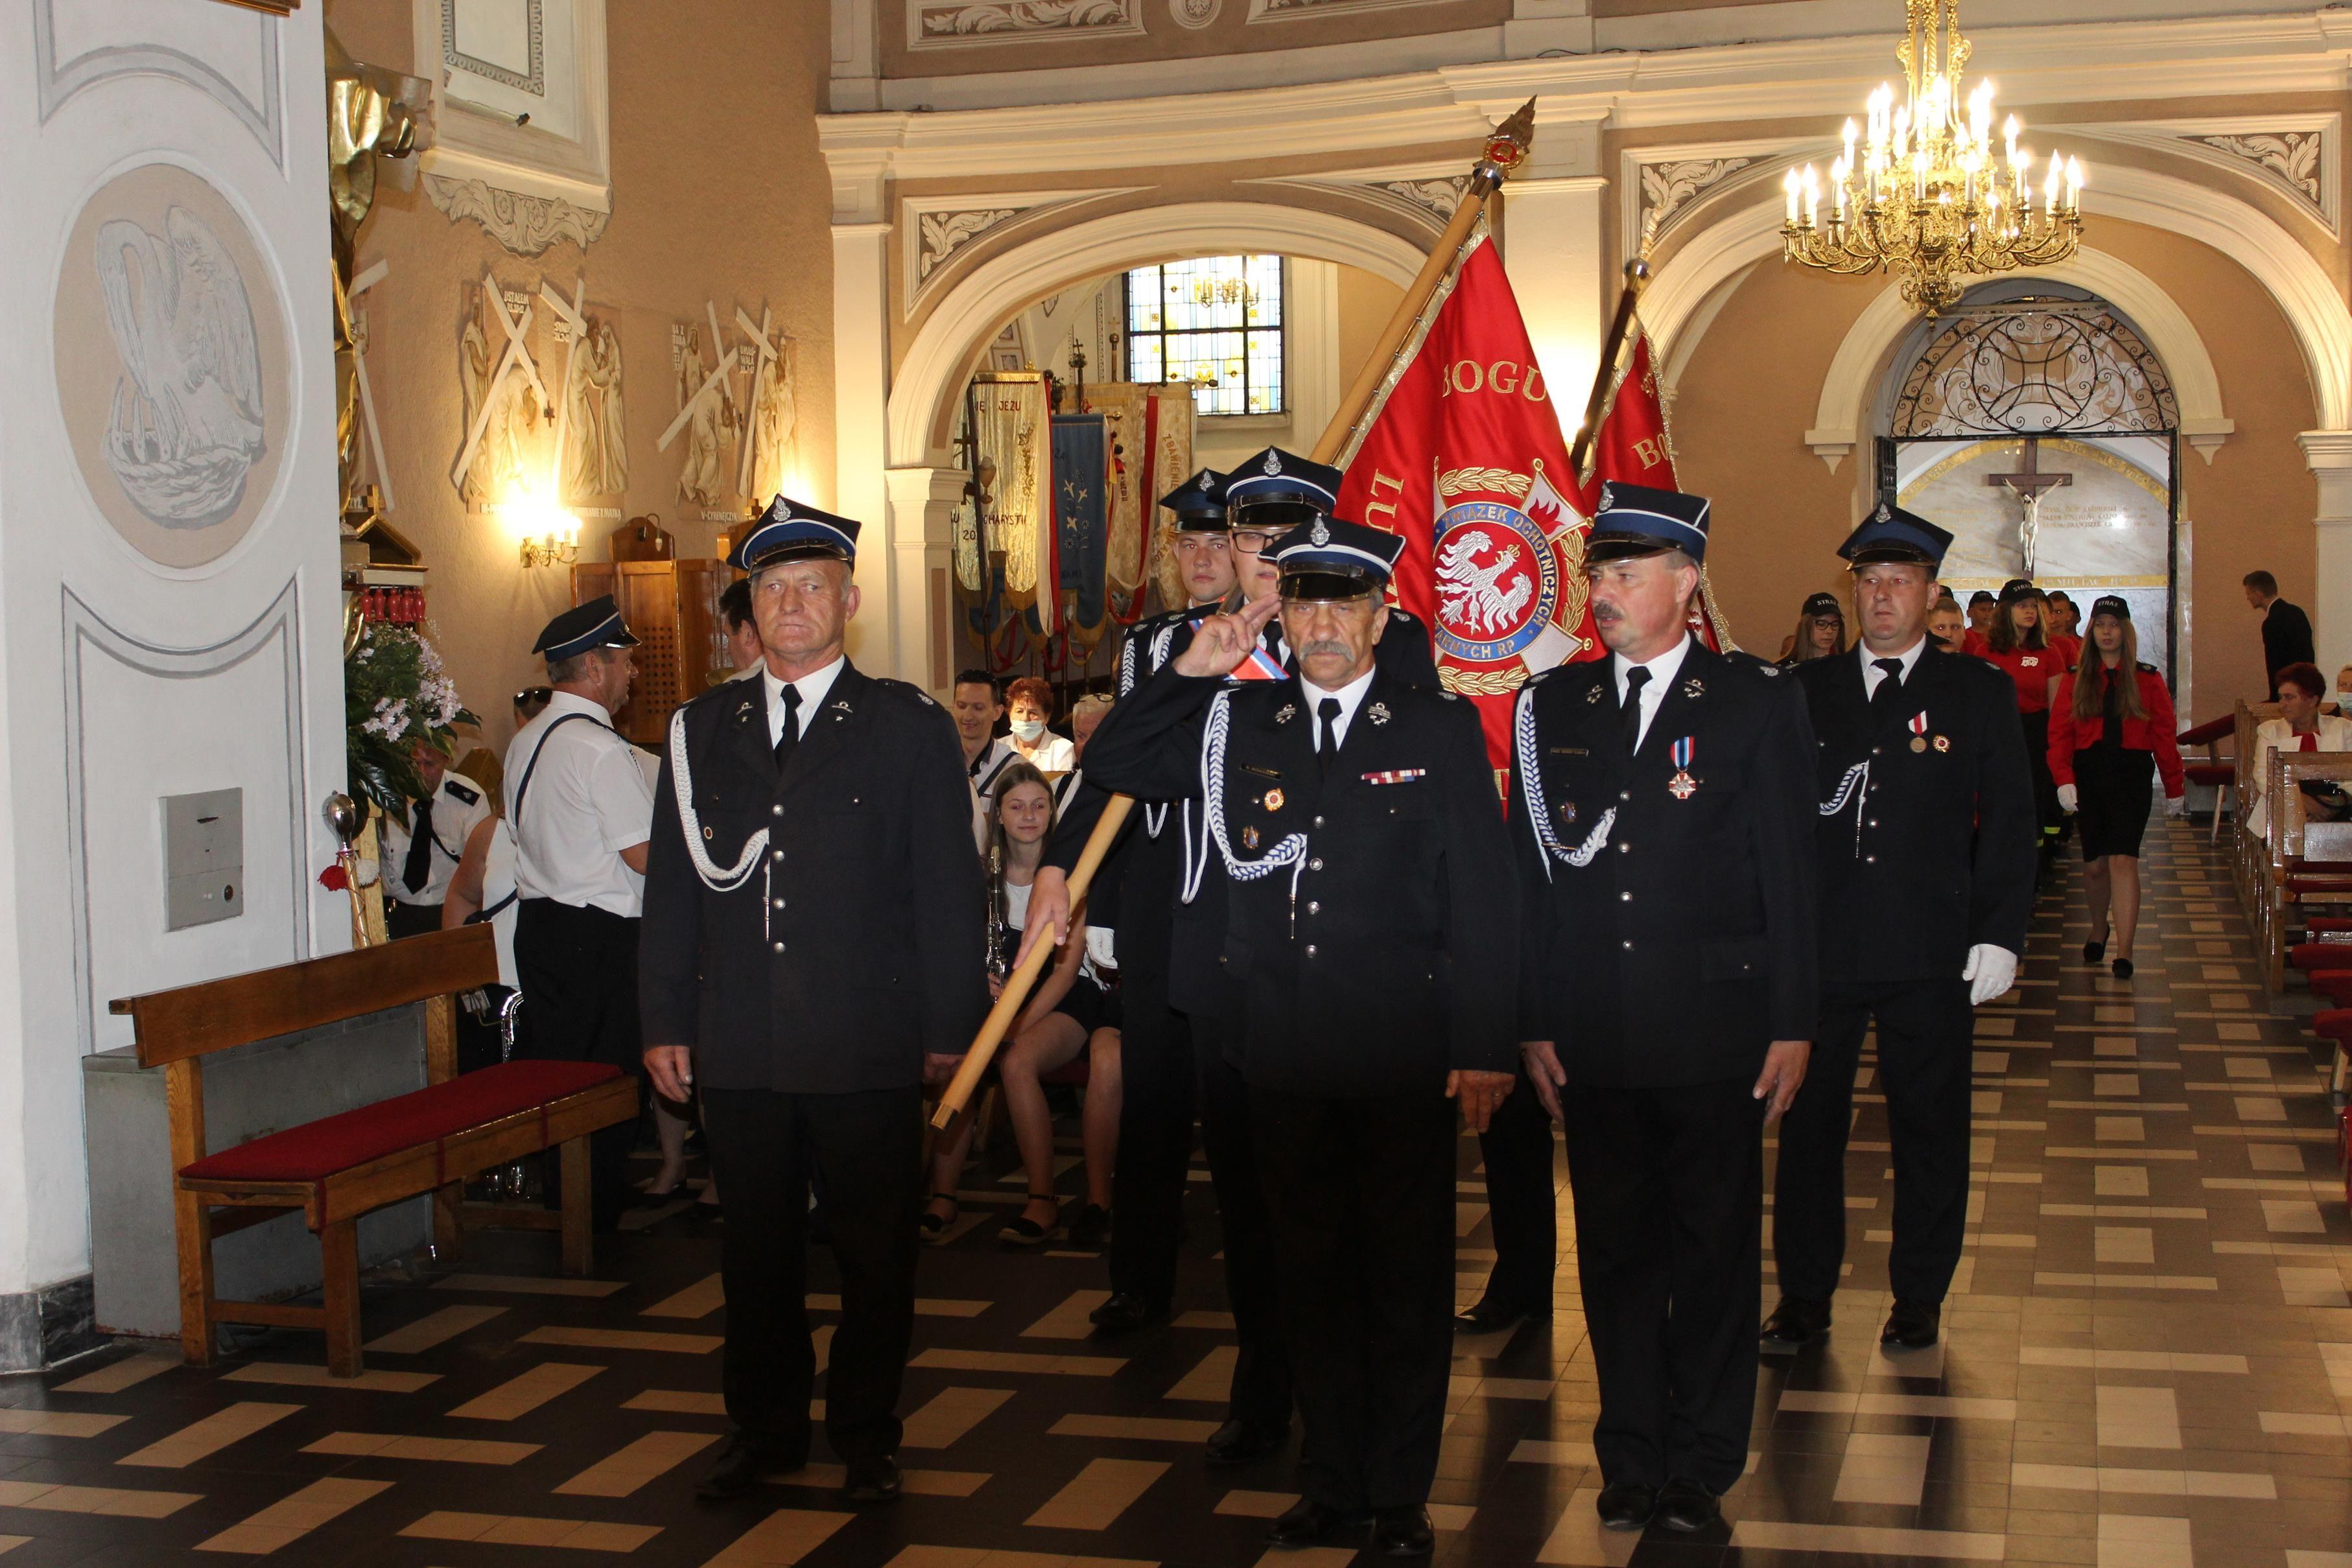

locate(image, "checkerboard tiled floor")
[[3, 815, 2347, 1565]]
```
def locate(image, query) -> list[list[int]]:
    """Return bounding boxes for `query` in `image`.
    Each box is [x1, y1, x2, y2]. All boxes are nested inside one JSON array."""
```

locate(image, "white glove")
[[1962, 944, 2017, 1006], [2056, 783, 2078, 813], [2164, 794, 2188, 817]]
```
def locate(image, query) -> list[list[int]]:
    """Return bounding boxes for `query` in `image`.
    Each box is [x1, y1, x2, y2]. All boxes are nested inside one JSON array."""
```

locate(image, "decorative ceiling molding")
[[906, 0, 1146, 51], [1249, 0, 1454, 19], [900, 188, 1144, 310], [1168, 0, 1221, 27], [33, 0, 285, 167], [1617, 137, 1834, 267], [1243, 161, 1471, 236], [424, 174, 609, 255], [2053, 114, 2340, 237]]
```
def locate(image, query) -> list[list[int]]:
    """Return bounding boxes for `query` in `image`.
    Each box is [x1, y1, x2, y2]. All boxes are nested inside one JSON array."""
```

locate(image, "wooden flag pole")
[[1567, 257, 1652, 482], [930, 98, 1541, 1130]]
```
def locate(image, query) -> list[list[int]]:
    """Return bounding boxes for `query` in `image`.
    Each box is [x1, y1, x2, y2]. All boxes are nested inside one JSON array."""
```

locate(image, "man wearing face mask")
[[1071, 513, 1514, 1558], [1510, 483, 1817, 1536]]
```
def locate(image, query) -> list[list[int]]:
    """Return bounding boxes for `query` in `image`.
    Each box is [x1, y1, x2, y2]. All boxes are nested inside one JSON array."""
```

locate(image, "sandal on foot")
[[999, 1193, 1059, 1246], [2084, 939, 2106, 963]]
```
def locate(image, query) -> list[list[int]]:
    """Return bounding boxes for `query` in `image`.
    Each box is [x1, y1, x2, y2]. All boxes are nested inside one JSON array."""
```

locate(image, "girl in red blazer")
[[1979, 581, 2065, 854], [2049, 596, 2185, 979]]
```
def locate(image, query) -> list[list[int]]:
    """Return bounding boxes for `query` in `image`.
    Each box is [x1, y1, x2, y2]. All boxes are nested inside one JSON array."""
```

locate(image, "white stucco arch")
[[887, 200, 1427, 465], [1641, 163, 2352, 436], [1804, 249, 2234, 474]]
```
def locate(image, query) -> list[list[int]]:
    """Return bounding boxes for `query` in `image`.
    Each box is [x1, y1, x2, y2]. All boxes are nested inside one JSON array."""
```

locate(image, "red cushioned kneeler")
[[181, 1060, 620, 1184], [2290, 944, 2352, 974], [2311, 973, 2352, 1007]]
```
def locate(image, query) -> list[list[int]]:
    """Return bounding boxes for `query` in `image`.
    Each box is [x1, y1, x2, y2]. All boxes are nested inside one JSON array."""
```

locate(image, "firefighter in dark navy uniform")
[[1765, 505, 2035, 1355], [1510, 482, 1818, 1537], [1076, 512, 1516, 1559], [638, 495, 985, 1508]]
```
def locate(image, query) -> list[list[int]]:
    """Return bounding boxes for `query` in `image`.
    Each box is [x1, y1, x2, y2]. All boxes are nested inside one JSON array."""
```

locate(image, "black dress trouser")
[[1253, 1087, 1454, 1512], [1473, 1071, 1557, 1310], [1192, 1018, 1292, 1428], [1774, 979, 1974, 1306], [511, 898, 642, 1229], [700, 1084, 922, 1464], [1562, 1077, 1763, 1496], [1107, 966, 1191, 1306]]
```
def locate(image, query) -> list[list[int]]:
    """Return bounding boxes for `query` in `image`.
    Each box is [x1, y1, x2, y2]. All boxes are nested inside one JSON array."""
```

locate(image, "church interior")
[[1, 1, 2350, 1564]]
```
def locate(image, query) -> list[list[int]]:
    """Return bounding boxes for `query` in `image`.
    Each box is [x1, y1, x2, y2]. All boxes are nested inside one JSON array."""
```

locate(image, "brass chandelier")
[[1782, 0, 2084, 315]]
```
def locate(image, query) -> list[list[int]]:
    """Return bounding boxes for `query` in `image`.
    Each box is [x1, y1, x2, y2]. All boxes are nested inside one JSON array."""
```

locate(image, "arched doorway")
[[1877, 285, 2183, 676]]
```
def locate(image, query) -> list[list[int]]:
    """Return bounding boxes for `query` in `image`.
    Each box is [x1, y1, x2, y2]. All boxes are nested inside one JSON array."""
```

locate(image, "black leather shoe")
[[1593, 1480, 1658, 1532], [1656, 1477, 1719, 1532], [841, 1455, 901, 1504], [1453, 1294, 1546, 1333], [1265, 1497, 1366, 1547], [1882, 1298, 1941, 1348], [1088, 1291, 1171, 1333], [696, 1432, 803, 1499], [1205, 1417, 1290, 1466], [1372, 1504, 1435, 1557], [1759, 1295, 1832, 1346]]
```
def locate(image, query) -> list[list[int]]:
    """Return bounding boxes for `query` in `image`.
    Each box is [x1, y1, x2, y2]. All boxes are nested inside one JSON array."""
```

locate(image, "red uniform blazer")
[[2047, 664, 2185, 799]]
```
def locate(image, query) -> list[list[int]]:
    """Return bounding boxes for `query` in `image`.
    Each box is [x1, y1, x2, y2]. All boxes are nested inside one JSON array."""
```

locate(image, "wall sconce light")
[[519, 527, 578, 568]]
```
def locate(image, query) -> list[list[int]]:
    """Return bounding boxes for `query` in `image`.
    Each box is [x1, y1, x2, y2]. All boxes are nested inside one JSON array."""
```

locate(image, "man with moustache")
[[1510, 482, 1817, 1535], [1763, 505, 2034, 1352], [1076, 514, 1516, 1556], [639, 496, 984, 1505]]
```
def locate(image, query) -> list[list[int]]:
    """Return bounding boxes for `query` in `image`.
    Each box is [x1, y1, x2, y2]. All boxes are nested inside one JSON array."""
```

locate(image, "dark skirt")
[[2076, 746, 2156, 860], [2020, 709, 2060, 839]]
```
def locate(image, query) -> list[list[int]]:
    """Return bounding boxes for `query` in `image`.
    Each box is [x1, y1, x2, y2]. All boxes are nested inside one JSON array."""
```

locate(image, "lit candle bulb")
[[2004, 113, 2019, 163], [1970, 80, 1993, 147], [2043, 152, 2062, 214], [2065, 156, 2084, 211], [1803, 164, 1820, 226], [1914, 148, 1928, 202], [1785, 167, 1801, 225]]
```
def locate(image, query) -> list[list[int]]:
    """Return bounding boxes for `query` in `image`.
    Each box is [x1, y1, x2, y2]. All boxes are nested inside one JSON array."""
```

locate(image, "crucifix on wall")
[[1987, 438, 2073, 578]]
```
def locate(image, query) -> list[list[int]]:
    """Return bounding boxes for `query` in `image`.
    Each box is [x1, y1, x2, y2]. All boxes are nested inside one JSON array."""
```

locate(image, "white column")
[[1287, 259, 1341, 451], [832, 219, 893, 670], [884, 466, 967, 697], [1501, 174, 1609, 430], [2299, 431, 2352, 673]]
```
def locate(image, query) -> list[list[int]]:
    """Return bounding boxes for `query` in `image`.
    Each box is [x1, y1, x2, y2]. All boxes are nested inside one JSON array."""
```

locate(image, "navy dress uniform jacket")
[[1083, 657, 1515, 1096], [1509, 640, 1819, 1088], [639, 661, 987, 1094], [1052, 608, 1441, 1027], [1792, 646, 2035, 985]]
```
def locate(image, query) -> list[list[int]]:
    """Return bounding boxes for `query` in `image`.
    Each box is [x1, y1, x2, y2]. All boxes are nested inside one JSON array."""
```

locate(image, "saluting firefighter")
[[638, 497, 985, 1506], [1511, 483, 1817, 1537], [1077, 512, 1515, 1558], [505, 596, 657, 1234], [381, 741, 495, 939], [1763, 506, 2036, 1356]]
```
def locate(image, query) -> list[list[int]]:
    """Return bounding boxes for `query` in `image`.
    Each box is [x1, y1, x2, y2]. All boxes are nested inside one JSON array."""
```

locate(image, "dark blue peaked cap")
[[1588, 481, 1711, 565], [534, 594, 640, 661], [731, 494, 860, 572], [1223, 447, 1341, 513], [1160, 469, 1230, 530], [1271, 515, 1404, 600], [1838, 500, 1953, 569]]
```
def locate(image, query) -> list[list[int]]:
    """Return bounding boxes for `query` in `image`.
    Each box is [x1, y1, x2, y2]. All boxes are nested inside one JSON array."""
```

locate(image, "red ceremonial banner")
[[1334, 234, 1597, 767], [1576, 320, 1732, 653]]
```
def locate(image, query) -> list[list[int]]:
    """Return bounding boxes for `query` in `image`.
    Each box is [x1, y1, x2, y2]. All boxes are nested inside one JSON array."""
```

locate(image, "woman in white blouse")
[[2248, 661, 2352, 839], [1004, 675, 1077, 777]]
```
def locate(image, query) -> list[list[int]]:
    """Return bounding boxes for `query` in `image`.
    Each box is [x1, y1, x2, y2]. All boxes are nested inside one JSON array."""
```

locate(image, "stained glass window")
[[1123, 255, 1284, 417]]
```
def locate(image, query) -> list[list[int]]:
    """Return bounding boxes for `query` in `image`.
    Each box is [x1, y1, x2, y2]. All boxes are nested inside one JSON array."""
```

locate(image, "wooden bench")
[[2259, 750, 2352, 995], [2233, 700, 2284, 917], [113, 926, 639, 1377], [2177, 713, 2236, 845]]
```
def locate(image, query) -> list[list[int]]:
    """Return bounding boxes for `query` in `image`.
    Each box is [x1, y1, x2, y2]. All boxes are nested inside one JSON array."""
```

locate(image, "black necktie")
[[772, 683, 803, 771], [1870, 657, 1905, 716], [1315, 697, 1343, 775], [1620, 666, 1651, 756], [403, 797, 434, 894]]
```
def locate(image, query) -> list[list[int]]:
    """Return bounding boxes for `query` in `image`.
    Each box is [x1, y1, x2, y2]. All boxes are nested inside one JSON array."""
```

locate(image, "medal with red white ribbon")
[[1667, 735, 1698, 801], [1909, 709, 1930, 753]]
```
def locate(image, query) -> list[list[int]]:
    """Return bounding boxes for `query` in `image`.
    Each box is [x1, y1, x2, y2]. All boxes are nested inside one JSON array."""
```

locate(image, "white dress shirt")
[[1858, 635, 1929, 700], [1299, 664, 1378, 751], [504, 691, 657, 918], [381, 771, 496, 907], [762, 655, 846, 747], [1611, 635, 1693, 752]]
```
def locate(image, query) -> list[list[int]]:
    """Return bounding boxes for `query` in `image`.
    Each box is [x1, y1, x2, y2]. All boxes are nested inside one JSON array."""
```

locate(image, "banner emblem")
[[1432, 499, 1558, 666]]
